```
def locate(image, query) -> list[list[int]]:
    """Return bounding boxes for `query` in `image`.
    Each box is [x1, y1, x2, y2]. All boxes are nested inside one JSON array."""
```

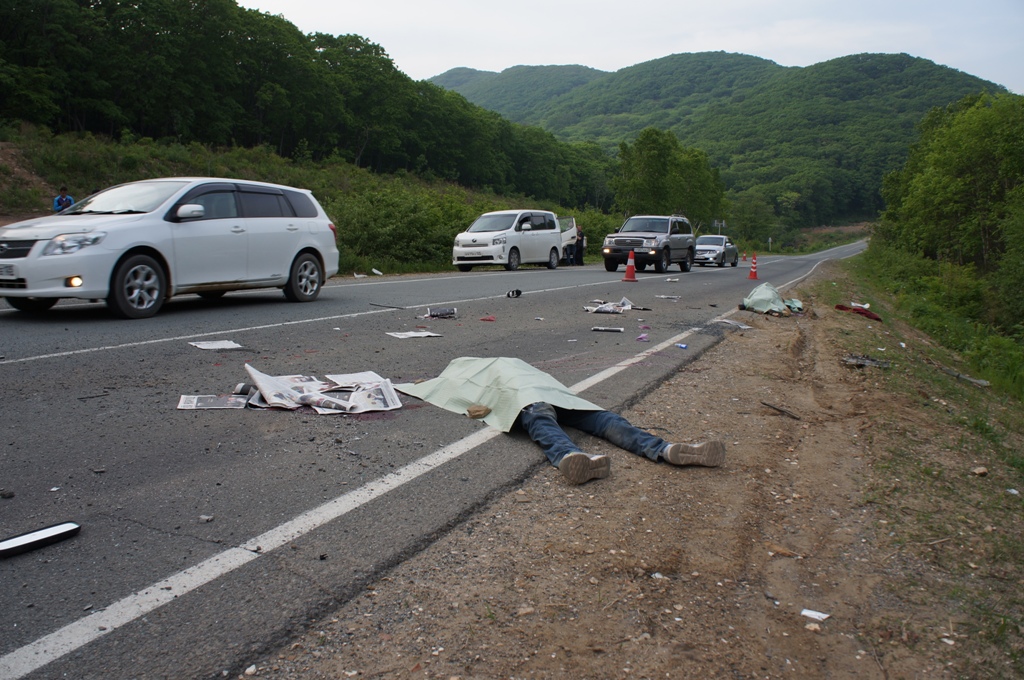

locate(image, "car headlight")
[[603, 237, 613, 246], [642, 238, 659, 248], [43, 232, 107, 255], [492, 235, 506, 246]]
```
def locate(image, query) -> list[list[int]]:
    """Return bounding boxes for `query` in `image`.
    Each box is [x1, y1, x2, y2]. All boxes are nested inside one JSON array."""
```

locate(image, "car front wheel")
[[283, 252, 323, 302], [731, 255, 739, 267], [604, 259, 618, 272], [680, 249, 694, 272], [107, 254, 166, 319], [546, 248, 559, 269], [504, 248, 521, 271], [5, 296, 58, 313], [654, 249, 670, 273]]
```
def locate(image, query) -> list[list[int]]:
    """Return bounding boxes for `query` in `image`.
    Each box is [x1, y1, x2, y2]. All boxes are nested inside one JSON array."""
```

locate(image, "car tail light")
[[328, 223, 337, 235]]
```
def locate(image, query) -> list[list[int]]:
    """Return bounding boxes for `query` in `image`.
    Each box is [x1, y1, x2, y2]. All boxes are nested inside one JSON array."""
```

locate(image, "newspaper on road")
[[178, 367, 402, 415], [244, 365, 402, 414]]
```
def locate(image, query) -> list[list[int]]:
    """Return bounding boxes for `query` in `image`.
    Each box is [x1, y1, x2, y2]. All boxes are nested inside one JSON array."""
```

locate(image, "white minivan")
[[452, 210, 563, 271]]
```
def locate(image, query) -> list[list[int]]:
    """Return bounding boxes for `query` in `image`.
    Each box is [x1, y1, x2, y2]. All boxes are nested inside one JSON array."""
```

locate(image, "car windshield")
[[64, 180, 189, 215], [620, 217, 669, 234], [697, 236, 727, 246], [466, 214, 517, 233]]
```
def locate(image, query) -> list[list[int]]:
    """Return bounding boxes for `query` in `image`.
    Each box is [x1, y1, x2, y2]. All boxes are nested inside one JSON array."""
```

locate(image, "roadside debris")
[[372, 268, 383, 276], [0, 521, 81, 558], [842, 354, 891, 369], [592, 327, 624, 332], [834, 303, 882, 321], [800, 609, 831, 622], [506, 289, 522, 298], [189, 340, 245, 350], [936, 365, 990, 387], [761, 402, 801, 419], [419, 307, 457, 319], [387, 331, 442, 338], [178, 368, 402, 414], [716, 319, 753, 330], [584, 297, 635, 314]]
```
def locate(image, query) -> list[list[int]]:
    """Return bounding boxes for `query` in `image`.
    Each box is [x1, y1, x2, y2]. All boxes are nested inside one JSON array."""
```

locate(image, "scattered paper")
[[800, 609, 830, 622], [387, 331, 442, 339], [372, 268, 383, 276], [245, 365, 402, 414], [177, 394, 250, 409], [189, 340, 244, 350]]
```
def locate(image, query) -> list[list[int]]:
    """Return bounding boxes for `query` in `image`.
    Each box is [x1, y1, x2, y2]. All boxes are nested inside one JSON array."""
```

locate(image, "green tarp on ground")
[[742, 283, 803, 314], [395, 357, 601, 432]]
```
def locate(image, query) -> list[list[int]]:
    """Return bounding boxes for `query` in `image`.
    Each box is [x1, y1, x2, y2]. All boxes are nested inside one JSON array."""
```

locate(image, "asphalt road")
[[0, 243, 865, 679]]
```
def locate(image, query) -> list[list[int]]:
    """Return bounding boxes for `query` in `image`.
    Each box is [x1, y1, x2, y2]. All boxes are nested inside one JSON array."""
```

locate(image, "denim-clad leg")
[[518, 402, 669, 465], [518, 402, 581, 466], [557, 406, 668, 462]]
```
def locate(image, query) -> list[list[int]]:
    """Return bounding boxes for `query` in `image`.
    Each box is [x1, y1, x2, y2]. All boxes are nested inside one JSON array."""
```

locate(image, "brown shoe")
[[558, 452, 610, 484], [663, 441, 726, 467]]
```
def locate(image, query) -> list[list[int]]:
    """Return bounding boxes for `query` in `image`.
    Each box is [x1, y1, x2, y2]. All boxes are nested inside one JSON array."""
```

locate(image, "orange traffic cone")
[[742, 251, 747, 261], [622, 250, 638, 282], [748, 253, 758, 280]]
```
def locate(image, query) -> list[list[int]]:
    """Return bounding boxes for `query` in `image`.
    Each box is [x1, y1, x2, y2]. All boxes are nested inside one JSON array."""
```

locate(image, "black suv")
[[602, 215, 695, 273]]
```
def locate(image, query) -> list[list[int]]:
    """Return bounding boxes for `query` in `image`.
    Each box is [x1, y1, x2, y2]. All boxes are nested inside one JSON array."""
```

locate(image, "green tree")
[[612, 127, 723, 225]]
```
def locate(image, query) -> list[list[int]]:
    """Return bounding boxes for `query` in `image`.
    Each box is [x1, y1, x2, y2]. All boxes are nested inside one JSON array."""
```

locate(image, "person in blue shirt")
[[53, 186, 74, 212]]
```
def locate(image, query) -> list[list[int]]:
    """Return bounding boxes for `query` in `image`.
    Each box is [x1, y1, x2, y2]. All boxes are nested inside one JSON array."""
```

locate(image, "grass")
[[803, 258, 1024, 678]]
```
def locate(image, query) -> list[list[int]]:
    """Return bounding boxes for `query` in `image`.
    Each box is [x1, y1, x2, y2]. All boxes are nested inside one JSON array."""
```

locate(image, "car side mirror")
[[177, 204, 205, 220], [520, 222, 532, 231]]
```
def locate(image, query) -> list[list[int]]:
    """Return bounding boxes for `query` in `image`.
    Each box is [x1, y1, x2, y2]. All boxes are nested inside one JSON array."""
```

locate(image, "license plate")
[[0, 263, 16, 278]]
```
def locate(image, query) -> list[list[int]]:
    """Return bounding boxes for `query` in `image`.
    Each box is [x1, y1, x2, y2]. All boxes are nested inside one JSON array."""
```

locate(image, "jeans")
[[518, 402, 668, 466]]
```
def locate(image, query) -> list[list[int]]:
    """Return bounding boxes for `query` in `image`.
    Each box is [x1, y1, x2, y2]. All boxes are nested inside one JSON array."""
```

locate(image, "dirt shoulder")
[[247, 261, 1023, 679]]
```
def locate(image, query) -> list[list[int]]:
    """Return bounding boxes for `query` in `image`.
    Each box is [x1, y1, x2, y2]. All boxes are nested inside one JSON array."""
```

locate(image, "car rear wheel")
[[5, 296, 58, 313], [504, 248, 521, 271], [546, 248, 559, 269], [283, 252, 323, 302], [604, 259, 618, 272], [457, 264, 473, 272], [107, 254, 166, 319], [680, 249, 694, 272]]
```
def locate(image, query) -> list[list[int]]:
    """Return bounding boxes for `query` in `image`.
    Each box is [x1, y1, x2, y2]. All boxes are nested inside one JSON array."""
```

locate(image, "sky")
[[235, 0, 1024, 94]]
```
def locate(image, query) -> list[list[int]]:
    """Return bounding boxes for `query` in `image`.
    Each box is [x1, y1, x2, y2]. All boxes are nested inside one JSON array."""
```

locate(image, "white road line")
[[1, 248, 860, 677], [0, 275, 675, 366]]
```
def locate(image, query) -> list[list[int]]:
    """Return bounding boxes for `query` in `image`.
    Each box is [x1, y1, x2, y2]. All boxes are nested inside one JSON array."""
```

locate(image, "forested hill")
[[432, 52, 1004, 223], [431, 65, 608, 122]]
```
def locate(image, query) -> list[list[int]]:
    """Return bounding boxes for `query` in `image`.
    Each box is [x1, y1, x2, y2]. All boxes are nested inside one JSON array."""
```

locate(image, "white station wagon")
[[0, 177, 340, 318]]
